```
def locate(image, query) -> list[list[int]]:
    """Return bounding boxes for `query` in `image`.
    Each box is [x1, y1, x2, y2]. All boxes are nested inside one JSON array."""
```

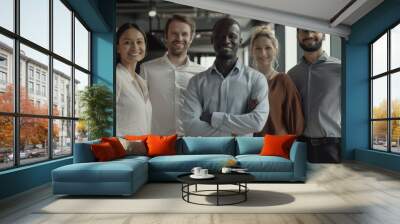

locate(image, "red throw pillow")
[[260, 134, 297, 159], [91, 142, 118, 161], [146, 135, 177, 157], [101, 137, 127, 158]]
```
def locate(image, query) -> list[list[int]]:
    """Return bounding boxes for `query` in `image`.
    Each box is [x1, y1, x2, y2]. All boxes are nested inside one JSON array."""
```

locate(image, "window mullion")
[[71, 10, 76, 154], [13, 0, 20, 167], [49, 0, 54, 160]]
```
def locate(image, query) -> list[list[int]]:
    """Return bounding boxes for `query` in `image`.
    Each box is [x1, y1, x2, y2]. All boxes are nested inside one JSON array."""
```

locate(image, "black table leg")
[[245, 183, 247, 201], [217, 184, 219, 206]]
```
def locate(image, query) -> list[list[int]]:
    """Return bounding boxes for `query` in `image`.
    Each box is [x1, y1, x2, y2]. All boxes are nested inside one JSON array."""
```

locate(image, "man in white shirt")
[[140, 15, 205, 136], [182, 18, 268, 136]]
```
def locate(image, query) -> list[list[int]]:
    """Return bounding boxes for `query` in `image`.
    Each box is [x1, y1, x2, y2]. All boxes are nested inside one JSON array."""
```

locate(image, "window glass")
[[53, 119, 72, 158], [391, 120, 400, 153], [20, 44, 49, 115], [0, 0, 14, 31], [53, 0, 72, 60], [391, 72, 400, 118], [74, 18, 89, 70], [372, 77, 387, 119], [20, 117, 49, 165], [372, 33, 387, 76], [53, 59, 72, 117], [0, 116, 13, 170], [75, 120, 88, 143], [20, 0, 49, 49], [391, 24, 400, 70], [74, 69, 89, 118], [0, 35, 14, 113], [372, 121, 388, 151]]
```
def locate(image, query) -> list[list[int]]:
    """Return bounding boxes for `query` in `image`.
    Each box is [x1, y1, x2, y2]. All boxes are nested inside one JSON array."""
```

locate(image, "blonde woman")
[[116, 23, 152, 136], [251, 26, 304, 136]]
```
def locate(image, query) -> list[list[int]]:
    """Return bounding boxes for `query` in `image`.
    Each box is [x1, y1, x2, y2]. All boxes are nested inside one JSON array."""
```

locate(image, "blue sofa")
[[52, 137, 307, 195]]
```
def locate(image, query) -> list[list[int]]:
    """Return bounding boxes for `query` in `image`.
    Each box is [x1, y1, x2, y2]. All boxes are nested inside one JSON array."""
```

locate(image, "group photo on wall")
[[114, 0, 342, 163]]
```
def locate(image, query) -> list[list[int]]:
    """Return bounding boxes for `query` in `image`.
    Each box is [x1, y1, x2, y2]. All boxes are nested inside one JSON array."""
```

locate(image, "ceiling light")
[[148, 9, 157, 17]]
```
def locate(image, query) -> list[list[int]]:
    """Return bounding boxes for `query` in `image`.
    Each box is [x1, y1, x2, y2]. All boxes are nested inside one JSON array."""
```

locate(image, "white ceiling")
[[166, 0, 384, 38]]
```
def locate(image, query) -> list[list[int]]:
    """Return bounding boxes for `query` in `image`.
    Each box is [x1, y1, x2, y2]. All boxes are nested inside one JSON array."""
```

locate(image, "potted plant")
[[79, 84, 113, 140]]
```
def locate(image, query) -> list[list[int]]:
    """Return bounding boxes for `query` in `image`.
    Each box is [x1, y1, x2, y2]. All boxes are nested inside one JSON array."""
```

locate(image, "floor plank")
[[1, 161, 400, 224]]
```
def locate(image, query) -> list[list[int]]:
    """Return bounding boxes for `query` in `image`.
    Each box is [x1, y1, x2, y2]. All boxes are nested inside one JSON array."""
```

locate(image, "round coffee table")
[[177, 172, 255, 206]]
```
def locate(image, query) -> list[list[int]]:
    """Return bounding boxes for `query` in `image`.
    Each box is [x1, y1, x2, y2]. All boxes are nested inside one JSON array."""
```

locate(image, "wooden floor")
[[1, 162, 400, 224]]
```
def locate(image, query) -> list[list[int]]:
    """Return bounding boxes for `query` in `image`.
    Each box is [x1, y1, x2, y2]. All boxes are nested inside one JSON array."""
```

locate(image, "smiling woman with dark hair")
[[116, 23, 152, 136]]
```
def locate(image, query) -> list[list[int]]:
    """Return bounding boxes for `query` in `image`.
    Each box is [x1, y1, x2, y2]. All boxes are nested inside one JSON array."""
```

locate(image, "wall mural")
[[114, 0, 342, 163]]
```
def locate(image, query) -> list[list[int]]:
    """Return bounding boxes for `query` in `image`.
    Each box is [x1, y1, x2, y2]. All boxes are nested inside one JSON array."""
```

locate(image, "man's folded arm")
[[182, 78, 228, 136], [211, 75, 269, 135]]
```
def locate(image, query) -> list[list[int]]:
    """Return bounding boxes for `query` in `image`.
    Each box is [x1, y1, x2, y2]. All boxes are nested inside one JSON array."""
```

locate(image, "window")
[[0, 0, 91, 170], [0, 71, 6, 85], [36, 83, 40, 95], [35, 70, 41, 81], [0, 54, 7, 87], [28, 67, 34, 80], [28, 81, 34, 94], [370, 23, 400, 154], [42, 85, 46, 97], [0, 55, 7, 67]]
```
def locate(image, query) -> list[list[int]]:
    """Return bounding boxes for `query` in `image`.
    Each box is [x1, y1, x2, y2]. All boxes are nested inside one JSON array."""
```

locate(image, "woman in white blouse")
[[116, 23, 152, 136]]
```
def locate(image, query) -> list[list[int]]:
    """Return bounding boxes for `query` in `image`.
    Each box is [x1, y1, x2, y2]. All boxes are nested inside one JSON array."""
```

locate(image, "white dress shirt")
[[116, 63, 152, 136], [182, 61, 269, 136], [140, 53, 206, 136]]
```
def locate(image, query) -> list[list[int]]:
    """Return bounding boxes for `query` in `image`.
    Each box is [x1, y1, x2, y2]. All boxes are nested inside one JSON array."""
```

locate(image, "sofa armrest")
[[73, 140, 100, 163], [289, 141, 307, 181]]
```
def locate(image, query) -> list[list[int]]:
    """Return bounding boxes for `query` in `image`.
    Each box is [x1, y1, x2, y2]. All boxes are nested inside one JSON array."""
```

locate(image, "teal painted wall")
[[0, 0, 116, 200], [91, 0, 116, 136], [0, 158, 72, 199], [345, 0, 400, 170]]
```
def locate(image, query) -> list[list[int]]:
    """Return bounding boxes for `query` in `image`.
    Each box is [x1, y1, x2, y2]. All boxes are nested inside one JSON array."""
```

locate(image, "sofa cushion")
[[73, 140, 100, 163], [118, 138, 147, 156], [236, 155, 293, 172], [235, 137, 263, 155], [148, 154, 235, 172], [52, 158, 147, 183], [101, 137, 127, 158], [260, 135, 297, 159], [91, 142, 118, 161], [147, 135, 177, 157], [180, 137, 235, 155]]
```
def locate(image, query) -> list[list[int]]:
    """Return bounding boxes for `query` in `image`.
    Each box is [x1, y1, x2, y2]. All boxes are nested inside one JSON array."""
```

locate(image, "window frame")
[[370, 19, 400, 154], [0, 0, 92, 171]]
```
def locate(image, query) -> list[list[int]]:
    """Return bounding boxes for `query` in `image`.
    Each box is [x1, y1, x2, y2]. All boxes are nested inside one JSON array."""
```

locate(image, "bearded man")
[[288, 29, 342, 163], [140, 15, 206, 136]]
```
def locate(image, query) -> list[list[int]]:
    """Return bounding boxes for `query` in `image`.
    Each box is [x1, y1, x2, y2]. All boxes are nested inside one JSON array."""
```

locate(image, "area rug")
[[37, 183, 362, 214]]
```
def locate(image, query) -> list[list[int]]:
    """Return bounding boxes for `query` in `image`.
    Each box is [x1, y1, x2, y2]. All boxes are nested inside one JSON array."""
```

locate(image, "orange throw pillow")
[[101, 137, 127, 158], [124, 135, 149, 142], [91, 142, 117, 161], [146, 135, 177, 157], [260, 135, 297, 159]]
